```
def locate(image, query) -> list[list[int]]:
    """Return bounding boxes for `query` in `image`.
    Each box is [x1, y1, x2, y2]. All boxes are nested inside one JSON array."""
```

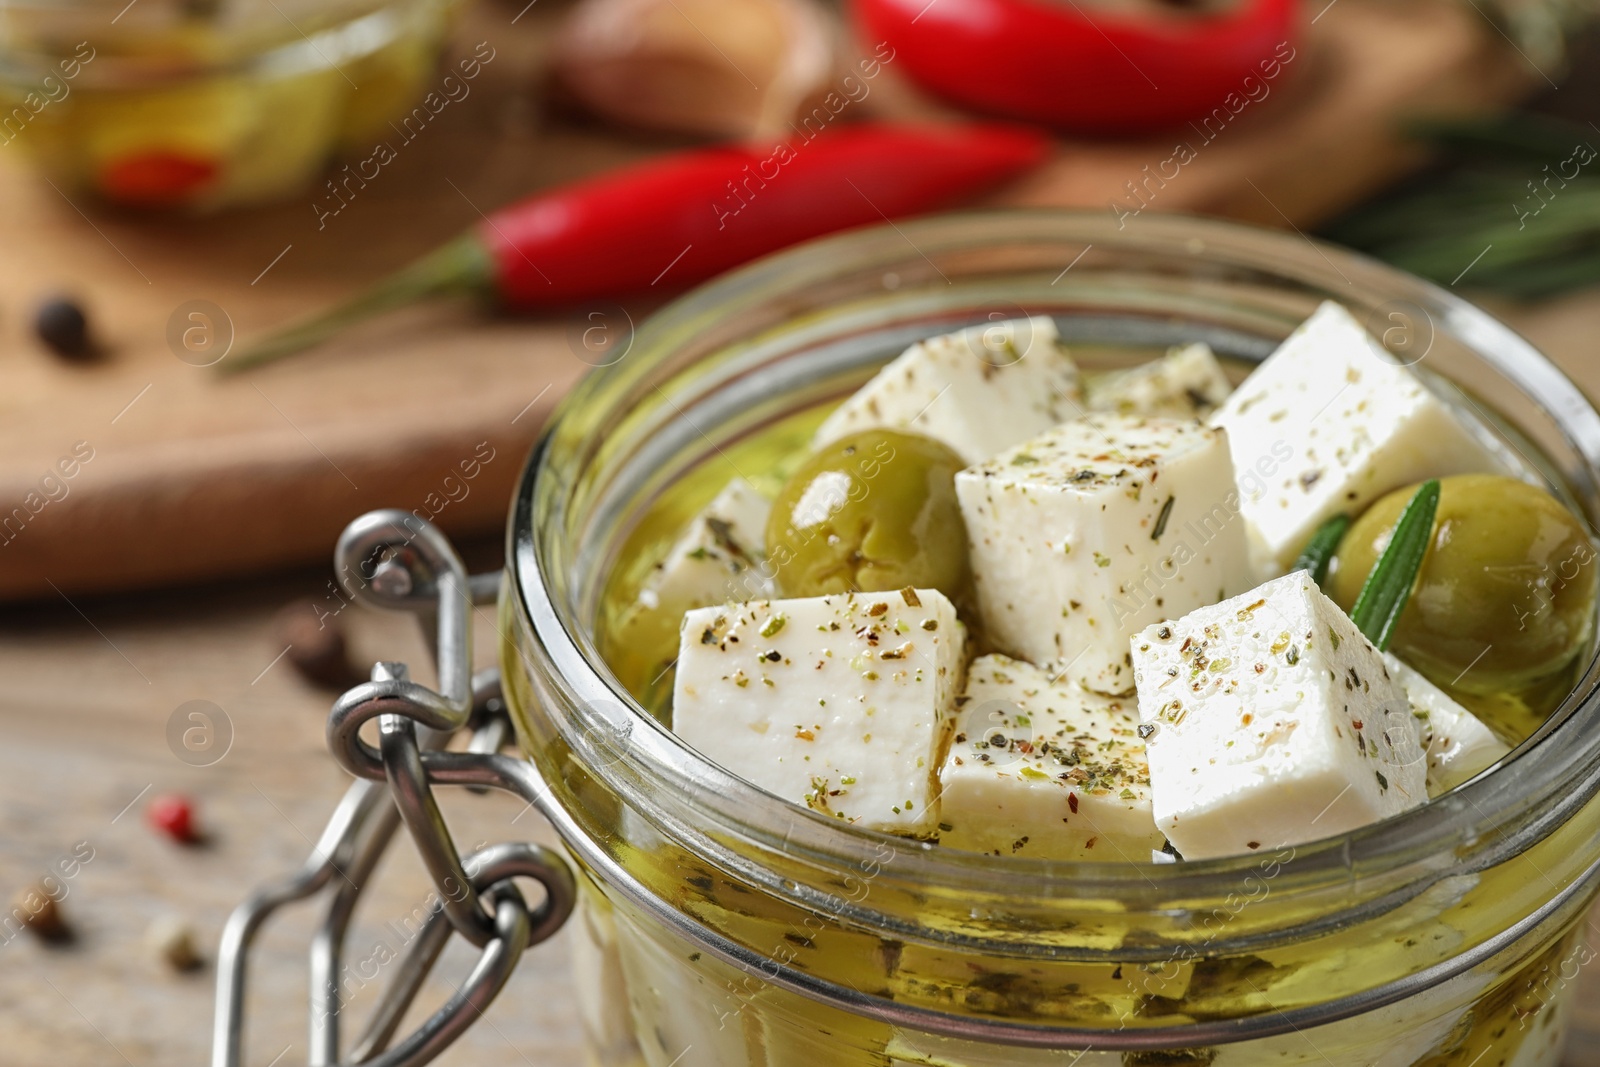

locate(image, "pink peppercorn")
[[147, 794, 198, 844]]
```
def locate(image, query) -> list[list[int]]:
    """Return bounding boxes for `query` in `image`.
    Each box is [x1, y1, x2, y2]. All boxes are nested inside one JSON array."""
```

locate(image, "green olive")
[[766, 429, 970, 600], [1327, 474, 1597, 693]]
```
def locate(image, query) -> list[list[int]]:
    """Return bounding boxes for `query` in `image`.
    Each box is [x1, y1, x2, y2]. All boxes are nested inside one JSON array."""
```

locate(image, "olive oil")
[[597, 403, 824, 722], [560, 348, 1594, 1067]]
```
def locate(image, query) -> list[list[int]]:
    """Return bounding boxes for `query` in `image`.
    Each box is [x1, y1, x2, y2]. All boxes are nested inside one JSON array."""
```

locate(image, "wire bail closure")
[[212, 510, 577, 1067]]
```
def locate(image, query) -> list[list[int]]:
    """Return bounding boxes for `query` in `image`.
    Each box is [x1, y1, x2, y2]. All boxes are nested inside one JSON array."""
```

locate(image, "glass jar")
[[0, 0, 461, 209], [500, 210, 1600, 1067]]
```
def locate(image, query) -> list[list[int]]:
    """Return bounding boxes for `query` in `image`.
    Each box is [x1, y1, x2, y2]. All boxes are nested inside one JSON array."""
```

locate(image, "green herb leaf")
[[1320, 114, 1600, 300], [1349, 480, 1440, 651], [1292, 513, 1351, 586], [1403, 115, 1595, 165], [1151, 495, 1176, 541]]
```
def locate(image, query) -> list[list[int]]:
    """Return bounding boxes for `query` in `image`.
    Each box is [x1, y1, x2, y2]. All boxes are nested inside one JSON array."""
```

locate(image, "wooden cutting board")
[[0, 0, 1532, 601]]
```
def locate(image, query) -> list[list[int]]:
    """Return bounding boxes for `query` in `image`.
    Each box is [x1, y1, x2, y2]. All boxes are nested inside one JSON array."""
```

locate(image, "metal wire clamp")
[[212, 510, 577, 1067]]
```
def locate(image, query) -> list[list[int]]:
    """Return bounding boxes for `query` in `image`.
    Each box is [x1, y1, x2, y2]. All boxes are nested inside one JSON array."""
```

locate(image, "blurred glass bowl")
[[0, 0, 461, 210]]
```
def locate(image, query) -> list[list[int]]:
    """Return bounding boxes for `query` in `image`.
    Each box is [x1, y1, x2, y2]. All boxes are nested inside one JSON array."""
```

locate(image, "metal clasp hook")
[[211, 511, 576, 1067]]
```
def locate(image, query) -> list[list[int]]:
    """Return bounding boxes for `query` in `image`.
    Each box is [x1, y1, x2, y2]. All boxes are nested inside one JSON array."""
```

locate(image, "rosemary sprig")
[[1322, 115, 1600, 300], [1348, 480, 1440, 651], [1405, 114, 1596, 164], [1292, 513, 1350, 586]]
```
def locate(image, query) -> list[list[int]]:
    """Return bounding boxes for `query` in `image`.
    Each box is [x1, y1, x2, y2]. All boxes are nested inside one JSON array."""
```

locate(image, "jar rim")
[[0, 0, 433, 83], [509, 209, 1600, 916]]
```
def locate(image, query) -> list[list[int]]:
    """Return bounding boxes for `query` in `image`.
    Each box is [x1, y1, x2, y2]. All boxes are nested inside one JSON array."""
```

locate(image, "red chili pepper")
[[227, 122, 1048, 370], [854, 0, 1299, 134], [147, 793, 199, 844], [99, 150, 219, 206]]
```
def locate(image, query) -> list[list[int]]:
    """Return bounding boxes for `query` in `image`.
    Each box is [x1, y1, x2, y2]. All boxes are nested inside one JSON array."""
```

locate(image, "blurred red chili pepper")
[[228, 122, 1049, 370], [855, 0, 1299, 134], [100, 150, 219, 206]]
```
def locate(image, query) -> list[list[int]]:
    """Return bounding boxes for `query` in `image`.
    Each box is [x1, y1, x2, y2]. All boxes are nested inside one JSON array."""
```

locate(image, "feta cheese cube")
[[1207, 997, 1474, 1067], [1385, 653, 1509, 794], [939, 655, 1165, 861], [813, 316, 1083, 465], [614, 913, 762, 1065], [637, 477, 774, 613], [1130, 572, 1428, 860], [569, 894, 641, 1066], [1210, 301, 1505, 574], [956, 414, 1253, 694], [1088, 343, 1233, 419], [673, 589, 966, 834]]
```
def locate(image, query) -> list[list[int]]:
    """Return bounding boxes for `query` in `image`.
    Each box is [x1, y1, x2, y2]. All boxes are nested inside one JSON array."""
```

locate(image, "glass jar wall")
[[501, 211, 1600, 1067]]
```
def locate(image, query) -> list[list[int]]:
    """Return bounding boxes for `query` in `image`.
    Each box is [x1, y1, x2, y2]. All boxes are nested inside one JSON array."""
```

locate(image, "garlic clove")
[[554, 0, 836, 141]]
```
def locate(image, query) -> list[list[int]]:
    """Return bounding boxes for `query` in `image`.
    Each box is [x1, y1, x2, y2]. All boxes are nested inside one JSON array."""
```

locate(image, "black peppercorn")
[[35, 296, 93, 360], [273, 599, 359, 689]]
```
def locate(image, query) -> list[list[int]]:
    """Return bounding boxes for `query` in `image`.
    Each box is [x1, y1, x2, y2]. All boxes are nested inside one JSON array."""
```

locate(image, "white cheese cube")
[[1088, 343, 1233, 419], [636, 477, 774, 614], [1130, 572, 1428, 860], [813, 316, 1083, 465], [1208, 1000, 1473, 1067], [956, 414, 1253, 695], [614, 912, 761, 1065], [673, 589, 966, 834], [569, 894, 641, 1066], [939, 655, 1164, 861], [1385, 653, 1509, 794], [1210, 301, 1505, 574]]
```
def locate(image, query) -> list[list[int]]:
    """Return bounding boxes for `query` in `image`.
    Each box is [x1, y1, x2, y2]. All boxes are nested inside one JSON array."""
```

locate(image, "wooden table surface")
[[0, 0, 1530, 603], [2, 289, 1600, 1066], [0, 540, 588, 1065]]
